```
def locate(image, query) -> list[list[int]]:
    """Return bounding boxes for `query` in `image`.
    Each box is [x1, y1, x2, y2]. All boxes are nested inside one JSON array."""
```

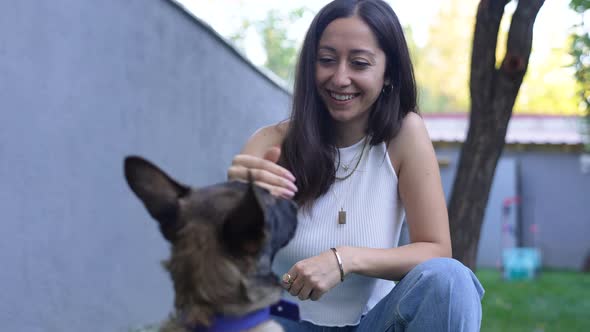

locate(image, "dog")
[[124, 156, 298, 332]]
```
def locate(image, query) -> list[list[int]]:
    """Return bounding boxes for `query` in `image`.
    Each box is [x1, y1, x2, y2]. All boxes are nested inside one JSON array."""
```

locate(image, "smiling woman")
[[315, 16, 389, 141], [227, 0, 484, 331]]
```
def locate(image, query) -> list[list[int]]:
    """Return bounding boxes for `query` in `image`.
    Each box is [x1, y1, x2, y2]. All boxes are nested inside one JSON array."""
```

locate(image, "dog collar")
[[189, 307, 271, 332]]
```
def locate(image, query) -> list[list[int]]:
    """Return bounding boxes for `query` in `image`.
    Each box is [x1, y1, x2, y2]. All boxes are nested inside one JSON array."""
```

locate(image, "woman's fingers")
[[227, 151, 297, 199], [251, 168, 297, 192], [288, 274, 304, 297], [297, 282, 314, 301], [227, 167, 294, 198], [228, 165, 296, 192], [228, 155, 297, 194], [254, 181, 295, 199], [232, 154, 296, 182], [283, 270, 324, 301], [282, 252, 342, 302], [309, 289, 323, 301]]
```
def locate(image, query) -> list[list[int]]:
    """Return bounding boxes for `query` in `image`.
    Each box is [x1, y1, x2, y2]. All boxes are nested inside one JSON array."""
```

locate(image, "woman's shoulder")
[[252, 121, 289, 145], [387, 112, 431, 172], [400, 111, 428, 135], [241, 121, 290, 157], [388, 112, 429, 146]]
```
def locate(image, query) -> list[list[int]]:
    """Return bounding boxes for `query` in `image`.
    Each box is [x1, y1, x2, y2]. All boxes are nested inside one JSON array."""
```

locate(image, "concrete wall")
[[436, 147, 590, 270], [0, 1, 290, 331]]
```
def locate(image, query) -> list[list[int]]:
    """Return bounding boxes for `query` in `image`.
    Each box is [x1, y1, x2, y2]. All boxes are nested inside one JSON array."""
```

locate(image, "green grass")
[[130, 270, 589, 332], [477, 269, 590, 332]]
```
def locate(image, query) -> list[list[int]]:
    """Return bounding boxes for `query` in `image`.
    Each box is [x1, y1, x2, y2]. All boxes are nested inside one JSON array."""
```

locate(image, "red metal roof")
[[422, 113, 587, 145]]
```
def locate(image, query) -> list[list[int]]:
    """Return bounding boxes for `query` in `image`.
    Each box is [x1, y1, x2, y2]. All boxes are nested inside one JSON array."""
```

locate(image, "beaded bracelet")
[[330, 247, 345, 282]]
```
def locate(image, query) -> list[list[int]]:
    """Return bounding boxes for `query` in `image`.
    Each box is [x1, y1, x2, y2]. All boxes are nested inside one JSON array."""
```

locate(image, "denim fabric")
[[273, 258, 484, 332]]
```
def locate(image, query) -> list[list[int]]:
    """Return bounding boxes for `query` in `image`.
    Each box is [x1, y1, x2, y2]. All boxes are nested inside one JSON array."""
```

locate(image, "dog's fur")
[[124, 156, 298, 332]]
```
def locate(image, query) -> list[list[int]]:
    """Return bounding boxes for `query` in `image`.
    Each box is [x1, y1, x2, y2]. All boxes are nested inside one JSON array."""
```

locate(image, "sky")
[[176, 0, 582, 66]]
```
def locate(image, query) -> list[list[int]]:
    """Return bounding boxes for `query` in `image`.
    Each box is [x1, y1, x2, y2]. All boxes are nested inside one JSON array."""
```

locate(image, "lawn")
[[477, 269, 590, 332]]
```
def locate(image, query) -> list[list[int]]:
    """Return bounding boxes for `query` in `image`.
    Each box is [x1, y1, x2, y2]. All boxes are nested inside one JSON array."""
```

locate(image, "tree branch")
[[470, 0, 510, 114], [493, 0, 545, 129]]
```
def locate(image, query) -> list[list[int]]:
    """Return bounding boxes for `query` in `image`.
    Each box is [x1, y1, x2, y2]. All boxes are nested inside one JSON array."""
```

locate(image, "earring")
[[381, 84, 393, 95]]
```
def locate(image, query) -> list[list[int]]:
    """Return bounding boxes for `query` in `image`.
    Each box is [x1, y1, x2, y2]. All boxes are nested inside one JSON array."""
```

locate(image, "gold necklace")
[[335, 137, 368, 181], [339, 138, 365, 171], [333, 137, 368, 224]]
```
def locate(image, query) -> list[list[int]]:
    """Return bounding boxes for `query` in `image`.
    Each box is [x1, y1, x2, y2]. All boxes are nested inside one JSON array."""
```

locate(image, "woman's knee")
[[393, 258, 484, 330], [415, 257, 484, 300]]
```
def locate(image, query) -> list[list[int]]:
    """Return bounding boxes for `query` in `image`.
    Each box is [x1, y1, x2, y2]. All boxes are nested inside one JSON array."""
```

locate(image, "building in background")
[[424, 113, 590, 270]]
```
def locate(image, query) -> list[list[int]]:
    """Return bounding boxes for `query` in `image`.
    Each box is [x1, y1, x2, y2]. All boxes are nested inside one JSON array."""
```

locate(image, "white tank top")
[[271, 137, 406, 326]]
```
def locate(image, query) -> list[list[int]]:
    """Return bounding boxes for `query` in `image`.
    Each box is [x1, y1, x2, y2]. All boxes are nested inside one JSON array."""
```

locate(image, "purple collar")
[[189, 307, 271, 332]]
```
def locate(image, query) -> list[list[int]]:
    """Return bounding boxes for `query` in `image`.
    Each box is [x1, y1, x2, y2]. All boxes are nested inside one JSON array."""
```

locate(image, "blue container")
[[502, 247, 541, 280]]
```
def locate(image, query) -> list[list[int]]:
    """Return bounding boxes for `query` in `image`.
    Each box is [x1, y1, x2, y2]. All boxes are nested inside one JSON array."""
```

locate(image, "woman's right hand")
[[227, 146, 298, 199]]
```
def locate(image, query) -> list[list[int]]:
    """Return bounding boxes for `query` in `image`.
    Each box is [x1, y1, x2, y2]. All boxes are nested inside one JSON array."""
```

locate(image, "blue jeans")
[[273, 258, 484, 332]]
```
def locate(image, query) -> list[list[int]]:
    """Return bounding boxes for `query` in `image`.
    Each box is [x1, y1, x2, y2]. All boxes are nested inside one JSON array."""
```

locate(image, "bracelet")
[[330, 247, 345, 282]]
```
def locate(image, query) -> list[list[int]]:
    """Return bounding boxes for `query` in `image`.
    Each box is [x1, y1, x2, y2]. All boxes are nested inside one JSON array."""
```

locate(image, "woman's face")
[[315, 15, 388, 126]]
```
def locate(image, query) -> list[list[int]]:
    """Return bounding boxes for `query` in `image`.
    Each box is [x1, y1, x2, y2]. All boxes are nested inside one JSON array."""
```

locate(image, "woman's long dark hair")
[[279, 0, 418, 208]]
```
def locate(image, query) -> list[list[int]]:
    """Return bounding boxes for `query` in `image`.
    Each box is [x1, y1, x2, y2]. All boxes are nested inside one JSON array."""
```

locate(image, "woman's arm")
[[339, 112, 451, 281]]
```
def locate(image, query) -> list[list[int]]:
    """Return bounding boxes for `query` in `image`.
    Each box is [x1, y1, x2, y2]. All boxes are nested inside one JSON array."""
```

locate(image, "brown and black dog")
[[124, 156, 298, 332]]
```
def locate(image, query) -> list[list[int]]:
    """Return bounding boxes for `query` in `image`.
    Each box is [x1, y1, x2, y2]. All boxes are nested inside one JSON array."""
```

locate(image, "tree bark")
[[448, 0, 545, 270]]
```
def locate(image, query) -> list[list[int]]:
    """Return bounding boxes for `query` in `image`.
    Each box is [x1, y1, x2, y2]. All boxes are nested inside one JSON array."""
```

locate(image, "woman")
[[227, 0, 484, 331]]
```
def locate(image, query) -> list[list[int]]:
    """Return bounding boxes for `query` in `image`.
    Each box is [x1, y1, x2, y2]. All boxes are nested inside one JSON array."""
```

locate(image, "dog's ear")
[[265, 197, 298, 254], [221, 180, 266, 256], [124, 156, 189, 242]]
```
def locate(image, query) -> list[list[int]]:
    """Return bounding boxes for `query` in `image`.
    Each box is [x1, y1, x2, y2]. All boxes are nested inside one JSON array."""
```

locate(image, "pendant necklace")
[[333, 137, 368, 224]]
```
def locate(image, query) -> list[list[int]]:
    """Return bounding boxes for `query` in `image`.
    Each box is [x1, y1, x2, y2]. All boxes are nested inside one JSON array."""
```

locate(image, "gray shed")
[[424, 113, 590, 271]]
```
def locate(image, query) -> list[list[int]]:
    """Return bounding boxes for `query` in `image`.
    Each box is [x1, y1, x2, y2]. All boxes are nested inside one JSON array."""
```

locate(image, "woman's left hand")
[[281, 250, 343, 301]]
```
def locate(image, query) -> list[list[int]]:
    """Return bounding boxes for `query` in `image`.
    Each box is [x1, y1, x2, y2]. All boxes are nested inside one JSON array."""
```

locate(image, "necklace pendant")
[[338, 209, 346, 225], [342, 165, 349, 171]]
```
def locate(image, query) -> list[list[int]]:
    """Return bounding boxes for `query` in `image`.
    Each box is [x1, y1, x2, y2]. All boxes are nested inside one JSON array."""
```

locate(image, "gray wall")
[[436, 147, 590, 270], [0, 1, 290, 331], [516, 152, 590, 269]]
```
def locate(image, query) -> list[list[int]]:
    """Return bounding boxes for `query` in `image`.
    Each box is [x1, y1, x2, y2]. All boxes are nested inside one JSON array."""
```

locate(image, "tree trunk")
[[448, 0, 545, 270]]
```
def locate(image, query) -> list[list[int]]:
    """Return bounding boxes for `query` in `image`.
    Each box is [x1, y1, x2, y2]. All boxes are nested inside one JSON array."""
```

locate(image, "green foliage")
[[516, 43, 580, 115], [570, 0, 590, 12], [227, 20, 251, 51], [568, 0, 590, 150], [229, 8, 309, 86], [414, 0, 475, 113], [570, 34, 590, 106], [477, 269, 590, 332], [416, 0, 580, 115], [257, 9, 306, 85]]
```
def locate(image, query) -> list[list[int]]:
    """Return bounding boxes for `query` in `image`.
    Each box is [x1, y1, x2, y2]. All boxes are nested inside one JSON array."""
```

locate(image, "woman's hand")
[[282, 250, 342, 301], [227, 146, 298, 199]]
